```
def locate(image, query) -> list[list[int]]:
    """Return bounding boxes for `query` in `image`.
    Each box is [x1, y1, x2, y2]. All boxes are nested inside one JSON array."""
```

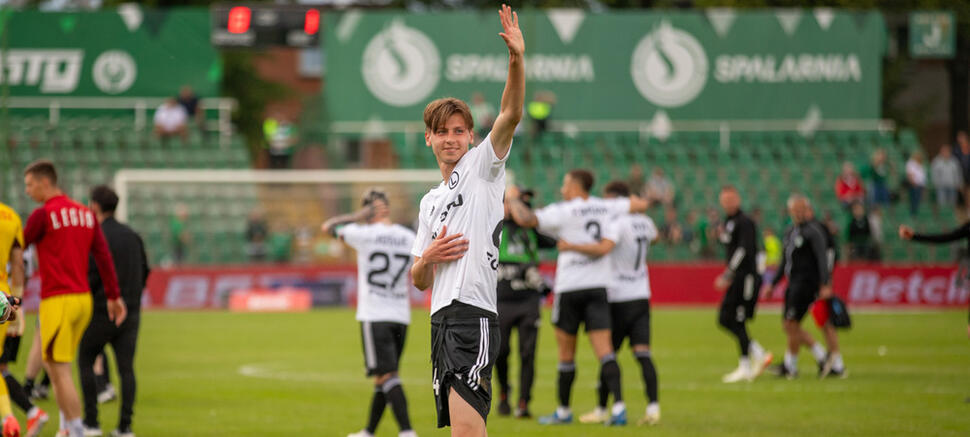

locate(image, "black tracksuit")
[[81, 217, 150, 430]]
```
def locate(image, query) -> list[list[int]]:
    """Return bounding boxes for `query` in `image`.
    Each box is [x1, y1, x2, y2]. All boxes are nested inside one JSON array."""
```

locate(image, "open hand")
[[714, 275, 731, 292], [422, 225, 469, 265], [498, 4, 524, 57], [819, 285, 833, 299], [108, 298, 128, 327]]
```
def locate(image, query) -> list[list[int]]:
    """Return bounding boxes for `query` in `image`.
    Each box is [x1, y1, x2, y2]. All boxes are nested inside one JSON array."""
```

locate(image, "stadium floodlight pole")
[[112, 168, 445, 223]]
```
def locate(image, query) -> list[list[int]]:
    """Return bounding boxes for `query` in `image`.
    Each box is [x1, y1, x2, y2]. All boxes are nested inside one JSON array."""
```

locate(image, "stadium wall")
[[19, 263, 962, 311]]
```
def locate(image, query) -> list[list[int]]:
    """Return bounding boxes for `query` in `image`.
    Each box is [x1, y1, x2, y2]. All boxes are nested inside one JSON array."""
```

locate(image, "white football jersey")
[[339, 222, 416, 324], [411, 134, 508, 315], [607, 213, 658, 303], [535, 196, 630, 294]]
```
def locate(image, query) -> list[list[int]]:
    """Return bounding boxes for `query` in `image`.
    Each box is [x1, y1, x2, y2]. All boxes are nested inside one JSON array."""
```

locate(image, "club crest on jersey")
[[448, 171, 460, 190]]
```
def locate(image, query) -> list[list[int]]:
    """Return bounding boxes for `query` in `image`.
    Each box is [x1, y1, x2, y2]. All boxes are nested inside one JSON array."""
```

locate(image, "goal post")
[[113, 169, 448, 265]]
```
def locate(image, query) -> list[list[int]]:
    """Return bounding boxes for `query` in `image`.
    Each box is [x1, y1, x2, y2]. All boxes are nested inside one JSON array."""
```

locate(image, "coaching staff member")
[[80, 185, 149, 437]]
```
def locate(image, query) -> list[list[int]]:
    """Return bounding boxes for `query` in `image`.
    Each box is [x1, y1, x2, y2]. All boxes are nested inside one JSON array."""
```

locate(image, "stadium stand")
[[386, 128, 957, 263], [2, 115, 956, 265], [3, 115, 252, 265]]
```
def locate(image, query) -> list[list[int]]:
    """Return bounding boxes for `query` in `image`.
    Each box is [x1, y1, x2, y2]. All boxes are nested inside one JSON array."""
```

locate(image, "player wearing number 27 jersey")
[[323, 189, 417, 437]]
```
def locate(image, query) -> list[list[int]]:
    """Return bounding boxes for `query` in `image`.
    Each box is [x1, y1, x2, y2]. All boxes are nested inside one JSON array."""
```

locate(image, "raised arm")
[[506, 186, 538, 228], [489, 4, 525, 160], [321, 206, 373, 237], [900, 223, 970, 244]]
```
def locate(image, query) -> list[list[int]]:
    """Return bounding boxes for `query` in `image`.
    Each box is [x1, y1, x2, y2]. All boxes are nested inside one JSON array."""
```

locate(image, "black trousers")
[[79, 311, 140, 429], [495, 297, 540, 403]]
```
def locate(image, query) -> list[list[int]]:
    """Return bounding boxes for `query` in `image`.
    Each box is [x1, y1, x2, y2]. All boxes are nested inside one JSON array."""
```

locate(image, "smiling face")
[[423, 98, 476, 169], [426, 113, 474, 166]]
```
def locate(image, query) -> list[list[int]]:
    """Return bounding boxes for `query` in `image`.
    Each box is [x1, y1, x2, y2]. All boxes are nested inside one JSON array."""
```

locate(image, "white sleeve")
[[336, 223, 367, 249], [644, 217, 659, 242], [534, 203, 563, 238], [605, 198, 632, 216], [411, 199, 432, 258], [474, 133, 510, 183], [153, 106, 164, 124], [601, 217, 620, 243]]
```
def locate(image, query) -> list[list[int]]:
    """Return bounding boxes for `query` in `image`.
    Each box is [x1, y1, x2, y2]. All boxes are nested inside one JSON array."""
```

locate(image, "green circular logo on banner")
[[362, 20, 440, 107], [631, 21, 708, 108], [92, 50, 137, 95]]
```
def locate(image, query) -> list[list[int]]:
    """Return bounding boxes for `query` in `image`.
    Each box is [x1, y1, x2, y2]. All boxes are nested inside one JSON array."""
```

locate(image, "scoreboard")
[[211, 4, 321, 48]]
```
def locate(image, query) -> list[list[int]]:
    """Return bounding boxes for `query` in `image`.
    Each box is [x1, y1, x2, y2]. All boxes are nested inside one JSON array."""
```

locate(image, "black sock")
[[557, 362, 576, 408], [365, 385, 385, 434], [635, 351, 659, 404], [382, 377, 412, 432], [3, 372, 33, 412], [23, 378, 33, 395], [596, 366, 608, 409], [600, 354, 622, 404], [736, 323, 751, 357], [40, 373, 50, 387], [96, 372, 108, 393]]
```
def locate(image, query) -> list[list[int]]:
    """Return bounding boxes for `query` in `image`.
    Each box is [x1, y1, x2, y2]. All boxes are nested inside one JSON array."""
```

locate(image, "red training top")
[[24, 194, 120, 300]]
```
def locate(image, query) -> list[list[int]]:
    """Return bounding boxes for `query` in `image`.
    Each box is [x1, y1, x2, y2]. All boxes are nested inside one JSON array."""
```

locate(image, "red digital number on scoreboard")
[[304, 9, 320, 35], [227, 6, 251, 34]]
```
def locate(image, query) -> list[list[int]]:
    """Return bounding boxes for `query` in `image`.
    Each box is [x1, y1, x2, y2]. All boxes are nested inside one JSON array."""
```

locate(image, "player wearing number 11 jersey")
[[322, 189, 417, 437]]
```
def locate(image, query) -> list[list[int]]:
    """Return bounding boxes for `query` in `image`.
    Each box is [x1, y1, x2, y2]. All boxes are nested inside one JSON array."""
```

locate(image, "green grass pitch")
[[10, 308, 970, 436]]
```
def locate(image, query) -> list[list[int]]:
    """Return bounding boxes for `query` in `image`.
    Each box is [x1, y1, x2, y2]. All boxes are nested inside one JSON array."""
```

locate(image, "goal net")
[[113, 169, 445, 266]]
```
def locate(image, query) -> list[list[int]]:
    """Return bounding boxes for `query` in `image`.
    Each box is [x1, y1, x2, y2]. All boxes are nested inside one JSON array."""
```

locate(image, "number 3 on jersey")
[[585, 220, 601, 240], [368, 252, 411, 288]]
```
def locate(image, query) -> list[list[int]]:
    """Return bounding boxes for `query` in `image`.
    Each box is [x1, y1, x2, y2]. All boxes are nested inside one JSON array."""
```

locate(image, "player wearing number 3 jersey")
[[322, 189, 417, 437], [507, 169, 648, 426]]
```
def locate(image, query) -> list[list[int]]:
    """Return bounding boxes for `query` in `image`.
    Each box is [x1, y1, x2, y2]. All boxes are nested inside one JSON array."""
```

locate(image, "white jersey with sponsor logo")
[[339, 222, 416, 325], [411, 134, 509, 315], [535, 196, 630, 294], [608, 213, 658, 303]]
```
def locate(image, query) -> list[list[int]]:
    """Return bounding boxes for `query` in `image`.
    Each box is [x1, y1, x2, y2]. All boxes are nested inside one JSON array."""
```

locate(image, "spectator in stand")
[[834, 162, 865, 209], [693, 208, 719, 259], [470, 92, 496, 140], [931, 145, 962, 209], [646, 167, 675, 207], [153, 97, 188, 142], [177, 85, 205, 134], [659, 207, 684, 245], [245, 209, 269, 262], [682, 211, 697, 244], [264, 114, 297, 169], [627, 164, 646, 198], [170, 204, 190, 265], [905, 151, 927, 217], [846, 202, 878, 261], [526, 91, 555, 140], [861, 149, 891, 209], [762, 227, 782, 287], [953, 132, 970, 219], [822, 210, 841, 246]]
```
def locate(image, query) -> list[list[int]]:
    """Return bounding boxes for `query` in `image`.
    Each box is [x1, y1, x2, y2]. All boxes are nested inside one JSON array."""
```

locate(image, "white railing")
[[330, 117, 897, 150], [0, 96, 237, 146]]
